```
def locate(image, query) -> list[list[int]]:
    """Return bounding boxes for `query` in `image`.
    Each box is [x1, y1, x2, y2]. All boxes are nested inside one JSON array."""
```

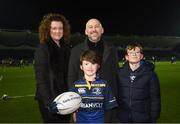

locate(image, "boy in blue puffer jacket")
[[117, 42, 161, 123]]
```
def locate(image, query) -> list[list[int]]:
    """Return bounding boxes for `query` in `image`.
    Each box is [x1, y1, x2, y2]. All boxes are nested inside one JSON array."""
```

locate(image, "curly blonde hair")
[[38, 13, 70, 44]]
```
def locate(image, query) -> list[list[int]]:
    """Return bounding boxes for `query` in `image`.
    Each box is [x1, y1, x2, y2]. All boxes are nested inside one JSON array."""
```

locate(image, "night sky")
[[0, 0, 180, 36]]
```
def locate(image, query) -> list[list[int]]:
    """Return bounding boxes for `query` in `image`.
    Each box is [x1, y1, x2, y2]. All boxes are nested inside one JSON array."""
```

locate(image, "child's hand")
[[48, 102, 58, 114]]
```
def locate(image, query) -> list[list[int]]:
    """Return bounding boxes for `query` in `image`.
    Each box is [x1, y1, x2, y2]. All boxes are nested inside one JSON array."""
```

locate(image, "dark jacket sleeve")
[[34, 45, 53, 106], [64, 46, 71, 84], [112, 46, 119, 97], [67, 47, 80, 89], [150, 72, 161, 121]]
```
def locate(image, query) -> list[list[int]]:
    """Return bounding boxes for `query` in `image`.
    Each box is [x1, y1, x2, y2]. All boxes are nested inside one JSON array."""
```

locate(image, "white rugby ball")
[[54, 91, 82, 115]]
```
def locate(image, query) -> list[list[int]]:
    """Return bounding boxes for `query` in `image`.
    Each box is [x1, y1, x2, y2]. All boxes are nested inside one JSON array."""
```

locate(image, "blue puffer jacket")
[[117, 60, 161, 123]]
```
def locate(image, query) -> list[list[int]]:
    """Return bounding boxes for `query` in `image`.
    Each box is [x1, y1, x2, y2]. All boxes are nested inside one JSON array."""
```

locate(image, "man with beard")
[[68, 18, 119, 122]]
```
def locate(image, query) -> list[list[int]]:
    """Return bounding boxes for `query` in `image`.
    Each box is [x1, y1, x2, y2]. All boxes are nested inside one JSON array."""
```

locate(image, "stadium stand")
[[0, 29, 180, 66]]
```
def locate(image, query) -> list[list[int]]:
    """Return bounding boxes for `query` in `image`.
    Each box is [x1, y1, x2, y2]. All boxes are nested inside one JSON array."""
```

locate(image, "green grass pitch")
[[0, 66, 42, 123], [0, 61, 180, 122]]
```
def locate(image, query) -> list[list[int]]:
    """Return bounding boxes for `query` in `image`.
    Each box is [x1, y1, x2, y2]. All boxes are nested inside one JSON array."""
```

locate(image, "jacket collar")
[[79, 73, 101, 82], [81, 37, 112, 63]]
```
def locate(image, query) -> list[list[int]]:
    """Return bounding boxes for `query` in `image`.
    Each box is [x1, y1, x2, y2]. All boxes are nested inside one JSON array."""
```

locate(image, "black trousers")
[[105, 108, 119, 122], [37, 100, 70, 123]]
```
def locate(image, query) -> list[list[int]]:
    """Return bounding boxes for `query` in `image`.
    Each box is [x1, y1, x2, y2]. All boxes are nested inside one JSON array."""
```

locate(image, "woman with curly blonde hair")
[[34, 13, 71, 123]]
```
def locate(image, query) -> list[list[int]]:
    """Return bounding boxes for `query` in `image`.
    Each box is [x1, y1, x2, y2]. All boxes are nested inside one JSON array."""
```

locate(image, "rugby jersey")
[[71, 77, 117, 123]]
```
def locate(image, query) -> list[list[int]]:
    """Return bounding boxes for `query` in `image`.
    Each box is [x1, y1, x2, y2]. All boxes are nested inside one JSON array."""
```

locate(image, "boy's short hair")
[[80, 50, 101, 65], [125, 42, 143, 55]]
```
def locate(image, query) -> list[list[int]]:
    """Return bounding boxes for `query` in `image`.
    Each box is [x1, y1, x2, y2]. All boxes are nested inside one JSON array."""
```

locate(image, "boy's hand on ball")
[[48, 101, 58, 114]]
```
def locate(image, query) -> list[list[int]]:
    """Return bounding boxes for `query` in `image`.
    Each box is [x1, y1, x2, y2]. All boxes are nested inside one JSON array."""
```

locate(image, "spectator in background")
[[171, 56, 176, 64], [152, 56, 156, 64], [117, 42, 161, 123], [68, 18, 119, 122], [34, 13, 71, 123]]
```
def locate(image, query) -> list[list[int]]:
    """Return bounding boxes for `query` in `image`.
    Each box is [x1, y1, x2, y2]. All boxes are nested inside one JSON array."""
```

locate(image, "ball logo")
[[62, 95, 81, 103]]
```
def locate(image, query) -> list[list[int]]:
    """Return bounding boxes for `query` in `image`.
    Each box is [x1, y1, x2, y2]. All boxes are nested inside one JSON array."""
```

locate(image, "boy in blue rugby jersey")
[[71, 50, 117, 123]]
